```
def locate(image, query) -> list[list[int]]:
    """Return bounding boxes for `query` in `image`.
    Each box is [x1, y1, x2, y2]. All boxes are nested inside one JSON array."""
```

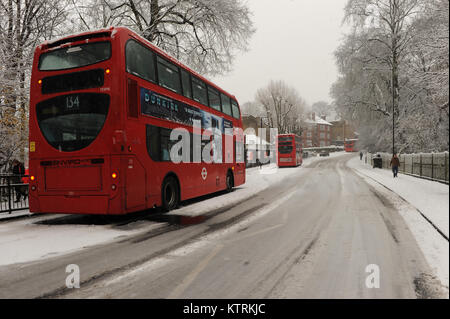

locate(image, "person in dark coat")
[[11, 159, 26, 202], [390, 153, 400, 178]]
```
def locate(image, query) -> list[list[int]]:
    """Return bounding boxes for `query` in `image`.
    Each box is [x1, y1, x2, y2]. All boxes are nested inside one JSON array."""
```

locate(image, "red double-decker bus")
[[277, 134, 303, 167], [344, 139, 358, 152], [28, 27, 245, 215]]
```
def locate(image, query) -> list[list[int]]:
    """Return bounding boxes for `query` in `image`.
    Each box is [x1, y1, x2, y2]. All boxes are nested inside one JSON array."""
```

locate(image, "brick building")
[[301, 113, 332, 148], [330, 120, 358, 146], [242, 115, 270, 141]]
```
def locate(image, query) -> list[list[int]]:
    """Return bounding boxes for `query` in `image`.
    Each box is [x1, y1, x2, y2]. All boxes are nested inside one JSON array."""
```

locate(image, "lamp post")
[[391, 67, 396, 155], [343, 120, 346, 147]]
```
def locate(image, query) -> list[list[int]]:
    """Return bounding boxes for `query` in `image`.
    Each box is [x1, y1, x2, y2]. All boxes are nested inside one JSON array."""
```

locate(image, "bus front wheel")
[[161, 176, 179, 212]]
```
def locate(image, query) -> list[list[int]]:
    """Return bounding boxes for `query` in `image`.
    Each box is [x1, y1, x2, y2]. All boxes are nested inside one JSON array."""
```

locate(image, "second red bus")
[[277, 134, 303, 167], [344, 139, 358, 152]]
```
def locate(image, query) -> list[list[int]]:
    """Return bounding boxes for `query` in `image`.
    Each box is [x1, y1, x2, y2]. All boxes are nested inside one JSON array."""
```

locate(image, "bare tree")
[[401, 0, 449, 150], [0, 0, 67, 166], [68, 0, 129, 30], [344, 0, 424, 119], [240, 101, 264, 118], [406, 0, 448, 113], [311, 101, 334, 119], [255, 80, 307, 134], [331, 0, 450, 153], [72, 0, 255, 76]]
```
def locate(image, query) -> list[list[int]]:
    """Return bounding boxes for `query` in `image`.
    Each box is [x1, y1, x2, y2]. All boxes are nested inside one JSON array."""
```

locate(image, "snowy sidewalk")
[[348, 156, 449, 239], [0, 209, 32, 221]]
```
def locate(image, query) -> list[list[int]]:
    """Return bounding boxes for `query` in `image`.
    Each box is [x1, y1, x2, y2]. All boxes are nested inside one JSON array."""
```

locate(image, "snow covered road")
[[0, 153, 447, 298], [0, 154, 327, 267], [62, 155, 449, 298]]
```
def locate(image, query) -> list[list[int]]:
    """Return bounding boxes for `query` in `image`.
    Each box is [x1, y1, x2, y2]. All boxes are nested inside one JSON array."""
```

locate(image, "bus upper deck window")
[[125, 40, 156, 83], [39, 42, 111, 71], [231, 100, 240, 119], [157, 56, 181, 94], [192, 77, 207, 106]]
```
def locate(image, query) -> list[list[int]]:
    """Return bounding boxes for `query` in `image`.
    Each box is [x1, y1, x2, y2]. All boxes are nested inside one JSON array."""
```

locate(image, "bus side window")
[[146, 125, 178, 162], [208, 86, 221, 112], [221, 94, 232, 117], [157, 56, 181, 95], [146, 125, 161, 161], [160, 128, 171, 162], [181, 69, 192, 99], [125, 40, 156, 83], [192, 77, 208, 106], [201, 138, 210, 162], [231, 100, 240, 119], [236, 140, 244, 163]]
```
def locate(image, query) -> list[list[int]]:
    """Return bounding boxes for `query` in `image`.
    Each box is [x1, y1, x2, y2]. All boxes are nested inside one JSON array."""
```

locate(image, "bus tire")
[[161, 176, 179, 212], [226, 170, 234, 193]]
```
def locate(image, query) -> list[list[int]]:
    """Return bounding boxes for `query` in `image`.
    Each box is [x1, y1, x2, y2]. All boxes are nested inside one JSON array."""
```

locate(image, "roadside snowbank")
[[0, 217, 162, 266]]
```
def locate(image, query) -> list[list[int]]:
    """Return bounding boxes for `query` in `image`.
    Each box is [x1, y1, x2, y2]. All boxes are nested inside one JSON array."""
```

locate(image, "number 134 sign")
[[66, 95, 80, 109]]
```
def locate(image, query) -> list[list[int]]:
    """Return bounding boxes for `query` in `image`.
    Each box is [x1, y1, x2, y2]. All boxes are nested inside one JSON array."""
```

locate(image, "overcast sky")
[[212, 0, 350, 107]]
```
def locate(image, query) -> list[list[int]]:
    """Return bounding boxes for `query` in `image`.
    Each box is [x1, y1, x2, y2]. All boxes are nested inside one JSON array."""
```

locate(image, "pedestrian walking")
[[390, 153, 400, 178], [359, 151, 363, 160], [256, 158, 262, 169], [11, 159, 26, 202]]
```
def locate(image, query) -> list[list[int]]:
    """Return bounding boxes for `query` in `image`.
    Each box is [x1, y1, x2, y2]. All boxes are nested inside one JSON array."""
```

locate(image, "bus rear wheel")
[[226, 171, 234, 193], [161, 176, 179, 212]]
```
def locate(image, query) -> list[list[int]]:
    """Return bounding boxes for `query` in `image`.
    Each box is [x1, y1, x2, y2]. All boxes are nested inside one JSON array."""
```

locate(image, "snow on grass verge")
[[348, 157, 449, 294]]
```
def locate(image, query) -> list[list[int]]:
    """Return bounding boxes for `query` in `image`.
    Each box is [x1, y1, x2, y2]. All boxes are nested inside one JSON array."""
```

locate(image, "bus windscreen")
[[278, 136, 293, 142], [278, 145, 293, 154]]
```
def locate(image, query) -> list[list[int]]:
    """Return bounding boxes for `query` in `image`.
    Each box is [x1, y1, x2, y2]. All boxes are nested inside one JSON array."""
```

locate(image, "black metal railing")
[[366, 152, 449, 184], [0, 174, 29, 214]]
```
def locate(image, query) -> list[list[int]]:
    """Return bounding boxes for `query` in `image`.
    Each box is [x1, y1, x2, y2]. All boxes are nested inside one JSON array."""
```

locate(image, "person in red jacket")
[[390, 153, 400, 178], [21, 168, 29, 184]]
